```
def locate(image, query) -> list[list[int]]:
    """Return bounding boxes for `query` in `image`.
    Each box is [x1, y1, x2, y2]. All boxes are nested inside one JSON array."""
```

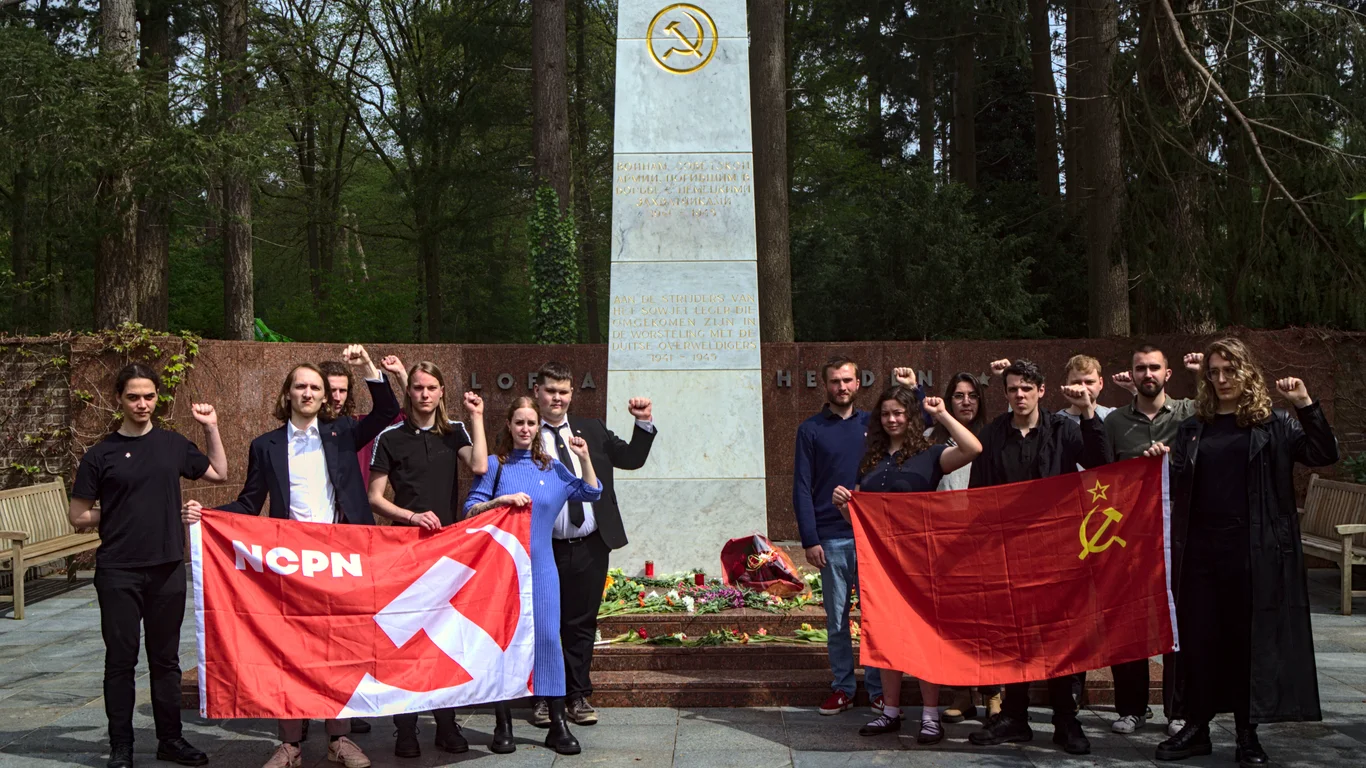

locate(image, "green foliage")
[[1342, 452, 1366, 486], [527, 186, 580, 345]]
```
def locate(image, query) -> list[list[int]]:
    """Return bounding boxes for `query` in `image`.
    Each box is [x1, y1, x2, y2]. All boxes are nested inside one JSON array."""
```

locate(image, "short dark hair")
[[536, 361, 574, 386], [821, 357, 859, 382], [114, 363, 161, 396], [318, 360, 355, 418], [1003, 359, 1045, 387], [1132, 344, 1168, 368]]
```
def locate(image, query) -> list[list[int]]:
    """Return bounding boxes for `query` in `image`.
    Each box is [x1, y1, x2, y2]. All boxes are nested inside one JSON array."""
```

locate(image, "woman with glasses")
[[1145, 337, 1337, 768], [833, 385, 982, 744]]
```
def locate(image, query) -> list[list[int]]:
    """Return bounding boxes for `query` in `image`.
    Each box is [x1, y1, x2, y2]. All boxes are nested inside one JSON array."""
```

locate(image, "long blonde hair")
[[403, 361, 454, 435], [1195, 337, 1273, 427], [496, 396, 552, 470]]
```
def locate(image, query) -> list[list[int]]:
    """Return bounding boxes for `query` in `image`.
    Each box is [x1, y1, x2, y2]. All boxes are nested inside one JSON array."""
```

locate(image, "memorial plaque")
[[607, 0, 767, 573]]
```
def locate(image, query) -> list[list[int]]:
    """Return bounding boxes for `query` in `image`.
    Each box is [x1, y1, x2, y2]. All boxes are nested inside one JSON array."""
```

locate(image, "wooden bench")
[[0, 479, 99, 620], [1299, 474, 1366, 615]]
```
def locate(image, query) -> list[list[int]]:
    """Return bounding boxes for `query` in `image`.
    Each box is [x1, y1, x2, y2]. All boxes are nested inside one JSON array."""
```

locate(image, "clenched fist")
[[1275, 377, 1312, 408], [628, 398, 652, 421]]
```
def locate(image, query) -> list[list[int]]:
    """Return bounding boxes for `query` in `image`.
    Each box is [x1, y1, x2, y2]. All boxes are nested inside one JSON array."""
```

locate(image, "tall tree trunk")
[[95, 0, 140, 329], [137, 0, 171, 330], [1077, 0, 1128, 336], [300, 118, 324, 307], [416, 202, 442, 341], [1027, 0, 1060, 201], [571, 0, 600, 343], [220, 0, 254, 339], [1063, 0, 1085, 216], [1224, 3, 1251, 325], [11, 164, 31, 334], [750, 0, 794, 342], [950, 15, 976, 188], [917, 40, 936, 168], [1137, 0, 1212, 333], [532, 0, 571, 212]]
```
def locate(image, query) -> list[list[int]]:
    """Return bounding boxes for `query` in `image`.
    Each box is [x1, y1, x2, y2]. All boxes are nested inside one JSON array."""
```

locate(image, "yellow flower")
[[850, 620, 861, 640], [603, 575, 615, 597], [801, 623, 813, 632]]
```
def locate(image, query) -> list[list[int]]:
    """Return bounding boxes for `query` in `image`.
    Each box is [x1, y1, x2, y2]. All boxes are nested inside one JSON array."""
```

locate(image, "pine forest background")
[[1, 0, 1365, 344]]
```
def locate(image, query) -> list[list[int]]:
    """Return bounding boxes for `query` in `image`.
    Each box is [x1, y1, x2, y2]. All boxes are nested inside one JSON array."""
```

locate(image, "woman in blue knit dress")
[[464, 396, 601, 756]]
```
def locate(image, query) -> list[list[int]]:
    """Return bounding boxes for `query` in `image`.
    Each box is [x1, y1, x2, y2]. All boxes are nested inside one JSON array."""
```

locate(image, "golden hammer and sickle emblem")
[[1078, 506, 1127, 560], [647, 4, 718, 75]]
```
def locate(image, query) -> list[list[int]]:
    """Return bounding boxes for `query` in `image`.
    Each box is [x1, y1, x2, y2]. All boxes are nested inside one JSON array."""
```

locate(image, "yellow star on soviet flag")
[[1087, 480, 1110, 503]]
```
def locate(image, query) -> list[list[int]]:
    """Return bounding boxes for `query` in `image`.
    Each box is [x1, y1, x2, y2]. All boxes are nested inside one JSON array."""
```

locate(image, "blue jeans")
[[820, 537, 882, 698]]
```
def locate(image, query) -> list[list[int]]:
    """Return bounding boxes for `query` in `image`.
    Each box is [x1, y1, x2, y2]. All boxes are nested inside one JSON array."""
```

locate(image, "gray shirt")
[[1104, 396, 1197, 461]]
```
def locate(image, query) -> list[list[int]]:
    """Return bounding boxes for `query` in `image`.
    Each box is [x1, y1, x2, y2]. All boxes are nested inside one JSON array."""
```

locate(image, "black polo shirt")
[[370, 420, 473, 526], [72, 428, 210, 568], [1002, 427, 1042, 484]]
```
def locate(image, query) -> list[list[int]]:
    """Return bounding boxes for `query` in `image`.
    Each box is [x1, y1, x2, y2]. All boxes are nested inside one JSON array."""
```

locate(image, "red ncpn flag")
[[849, 456, 1175, 687], [188, 508, 534, 719]]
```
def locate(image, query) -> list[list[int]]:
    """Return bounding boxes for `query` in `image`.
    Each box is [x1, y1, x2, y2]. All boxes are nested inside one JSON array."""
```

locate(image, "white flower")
[[647, 591, 659, 599], [683, 596, 696, 614], [804, 573, 819, 583], [667, 590, 680, 600]]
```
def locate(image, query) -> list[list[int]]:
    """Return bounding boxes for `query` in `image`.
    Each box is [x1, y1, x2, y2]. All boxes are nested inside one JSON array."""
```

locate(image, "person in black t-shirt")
[[366, 361, 487, 758], [68, 364, 228, 768], [831, 385, 981, 745]]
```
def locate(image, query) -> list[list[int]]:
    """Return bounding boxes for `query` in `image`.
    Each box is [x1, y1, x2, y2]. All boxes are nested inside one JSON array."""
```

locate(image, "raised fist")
[[342, 344, 372, 368], [1183, 353, 1203, 373], [463, 391, 484, 416], [893, 367, 917, 387], [990, 359, 1011, 377], [628, 398, 652, 421], [379, 355, 405, 377], [191, 403, 218, 426], [1275, 377, 1312, 408], [921, 395, 948, 418]]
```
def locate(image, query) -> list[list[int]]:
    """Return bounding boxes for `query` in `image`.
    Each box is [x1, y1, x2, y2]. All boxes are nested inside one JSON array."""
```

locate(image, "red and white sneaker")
[[870, 694, 885, 714], [819, 690, 853, 715]]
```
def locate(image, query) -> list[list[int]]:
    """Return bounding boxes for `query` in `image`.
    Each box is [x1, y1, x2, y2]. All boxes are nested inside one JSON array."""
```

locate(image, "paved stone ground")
[[2, 570, 1364, 768]]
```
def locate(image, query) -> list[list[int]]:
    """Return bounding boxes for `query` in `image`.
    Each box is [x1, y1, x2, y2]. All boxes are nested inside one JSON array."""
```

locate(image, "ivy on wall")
[[527, 186, 580, 345]]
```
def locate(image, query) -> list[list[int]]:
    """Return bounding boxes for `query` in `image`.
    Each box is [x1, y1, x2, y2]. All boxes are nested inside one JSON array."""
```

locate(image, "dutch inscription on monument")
[[606, 1, 768, 573]]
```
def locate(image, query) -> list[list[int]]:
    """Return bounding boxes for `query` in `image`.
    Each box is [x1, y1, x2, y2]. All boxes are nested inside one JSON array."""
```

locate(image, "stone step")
[[587, 663, 1163, 708], [591, 643, 831, 671], [597, 606, 834, 638]]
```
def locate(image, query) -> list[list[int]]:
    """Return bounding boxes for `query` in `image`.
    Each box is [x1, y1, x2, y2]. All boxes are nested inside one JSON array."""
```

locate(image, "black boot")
[[156, 737, 208, 766], [107, 743, 134, 768], [1155, 721, 1213, 761], [1236, 725, 1269, 767], [434, 710, 469, 754], [1051, 716, 1090, 755], [544, 698, 582, 755], [969, 714, 1034, 745], [393, 716, 420, 758], [490, 702, 516, 754], [350, 718, 371, 735]]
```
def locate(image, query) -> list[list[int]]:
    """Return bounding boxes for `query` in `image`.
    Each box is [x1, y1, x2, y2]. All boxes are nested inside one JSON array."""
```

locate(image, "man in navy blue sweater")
[[794, 359, 919, 716]]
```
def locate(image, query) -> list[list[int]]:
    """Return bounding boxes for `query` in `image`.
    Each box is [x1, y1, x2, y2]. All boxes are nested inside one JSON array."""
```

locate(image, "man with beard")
[[795, 359, 919, 716], [1103, 346, 1203, 737]]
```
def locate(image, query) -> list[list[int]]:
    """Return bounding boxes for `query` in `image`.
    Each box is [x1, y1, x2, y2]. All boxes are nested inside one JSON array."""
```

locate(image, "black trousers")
[[1112, 658, 1150, 718], [1003, 673, 1083, 723], [394, 708, 456, 730], [94, 561, 186, 745], [553, 531, 611, 701]]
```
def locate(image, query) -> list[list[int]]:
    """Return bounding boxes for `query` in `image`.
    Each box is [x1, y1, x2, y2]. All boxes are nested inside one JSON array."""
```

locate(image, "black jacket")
[[220, 376, 401, 525], [565, 415, 656, 550], [1168, 402, 1338, 723], [968, 407, 1109, 489]]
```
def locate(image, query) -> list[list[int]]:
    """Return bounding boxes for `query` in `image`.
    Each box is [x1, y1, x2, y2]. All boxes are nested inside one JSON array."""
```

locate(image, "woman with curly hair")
[[832, 384, 981, 743], [1145, 337, 1338, 767]]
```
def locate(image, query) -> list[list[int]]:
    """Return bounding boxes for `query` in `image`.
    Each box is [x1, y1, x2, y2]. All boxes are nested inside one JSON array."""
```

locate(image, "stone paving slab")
[[1, 570, 1365, 767]]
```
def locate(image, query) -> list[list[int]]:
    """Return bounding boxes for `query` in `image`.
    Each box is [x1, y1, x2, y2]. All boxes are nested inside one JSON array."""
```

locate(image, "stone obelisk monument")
[[605, 1, 766, 573]]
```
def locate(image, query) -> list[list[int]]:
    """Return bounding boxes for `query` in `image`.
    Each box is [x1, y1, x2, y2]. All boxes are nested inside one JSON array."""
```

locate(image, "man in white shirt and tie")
[[527, 362, 657, 727], [197, 345, 402, 768]]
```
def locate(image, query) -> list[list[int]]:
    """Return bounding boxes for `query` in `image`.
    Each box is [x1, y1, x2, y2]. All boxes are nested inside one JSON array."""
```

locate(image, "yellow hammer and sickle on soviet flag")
[[1078, 506, 1126, 560]]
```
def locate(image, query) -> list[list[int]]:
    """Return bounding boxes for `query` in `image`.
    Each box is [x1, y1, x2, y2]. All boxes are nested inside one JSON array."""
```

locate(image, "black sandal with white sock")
[[859, 713, 904, 736]]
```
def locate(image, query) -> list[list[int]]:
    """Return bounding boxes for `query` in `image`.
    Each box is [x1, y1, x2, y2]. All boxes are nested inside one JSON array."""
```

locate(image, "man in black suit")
[[205, 344, 400, 768], [529, 361, 656, 727]]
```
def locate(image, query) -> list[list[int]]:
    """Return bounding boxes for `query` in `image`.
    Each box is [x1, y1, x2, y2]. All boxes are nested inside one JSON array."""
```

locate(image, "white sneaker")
[[1166, 718, 1186, 736], [1112, 714, 1143, 734]]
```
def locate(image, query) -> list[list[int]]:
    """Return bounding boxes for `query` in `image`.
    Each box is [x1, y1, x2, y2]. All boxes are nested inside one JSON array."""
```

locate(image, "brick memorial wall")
[[3, 328, 1363, 573]]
